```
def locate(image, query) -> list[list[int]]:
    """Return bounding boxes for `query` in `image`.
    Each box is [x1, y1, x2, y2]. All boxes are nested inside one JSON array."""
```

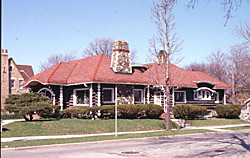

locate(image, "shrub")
[[60, 108, 89, 119], [215, 104, 241, 119], [173, 104, 207, 120], [4, 93, 52, 121], [60, 104, 164, 119]]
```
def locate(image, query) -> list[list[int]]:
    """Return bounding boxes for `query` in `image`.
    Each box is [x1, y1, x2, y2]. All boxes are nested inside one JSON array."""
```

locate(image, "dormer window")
[[193, 87, 215, 100]]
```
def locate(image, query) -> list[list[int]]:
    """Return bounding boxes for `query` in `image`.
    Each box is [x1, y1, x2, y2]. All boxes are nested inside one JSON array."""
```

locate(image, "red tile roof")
[[23, 54, 230, 89], [16, 65, 34, 81]]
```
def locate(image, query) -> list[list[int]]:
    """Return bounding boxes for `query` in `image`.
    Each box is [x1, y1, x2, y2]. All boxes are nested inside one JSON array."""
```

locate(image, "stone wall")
[[117, 85, 134, 104]]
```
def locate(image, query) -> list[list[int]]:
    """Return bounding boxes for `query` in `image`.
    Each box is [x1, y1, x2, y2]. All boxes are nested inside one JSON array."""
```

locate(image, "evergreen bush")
[[215, 104, 241, 119], [173, 104, 207, 120]]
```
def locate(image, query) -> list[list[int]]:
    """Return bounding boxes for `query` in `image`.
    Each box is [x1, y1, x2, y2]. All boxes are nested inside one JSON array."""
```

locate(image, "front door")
[[154, 91, 161, 106]]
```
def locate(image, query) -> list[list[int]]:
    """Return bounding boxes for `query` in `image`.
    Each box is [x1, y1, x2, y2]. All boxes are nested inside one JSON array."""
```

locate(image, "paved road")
[[2, 130, 250, 158]]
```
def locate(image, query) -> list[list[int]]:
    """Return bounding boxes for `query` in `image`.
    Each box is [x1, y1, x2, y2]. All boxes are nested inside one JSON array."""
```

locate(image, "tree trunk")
[[165, 86, 171, 130]]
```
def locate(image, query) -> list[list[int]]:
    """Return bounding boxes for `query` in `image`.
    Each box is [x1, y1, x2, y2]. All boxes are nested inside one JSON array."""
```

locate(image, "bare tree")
[[228, 44, 250, 104], [82, 38, 114, 58], [186, 0, 247, 26], [235, 22, 250, 44], [83, 38, 137, 64], [149, 0, 181, 130], [184, 62, 208, 72], [207, 49, 228, 83], [39, 51, 78, 72]]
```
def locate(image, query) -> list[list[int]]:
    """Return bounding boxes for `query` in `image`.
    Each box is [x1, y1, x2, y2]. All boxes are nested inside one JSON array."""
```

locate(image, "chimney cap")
[[5, 49, 8, 54], [1, 49, 3, 54]]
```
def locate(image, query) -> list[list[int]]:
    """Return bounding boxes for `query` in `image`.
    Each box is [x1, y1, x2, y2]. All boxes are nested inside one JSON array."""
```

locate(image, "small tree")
[[4, 93, 52, 121]]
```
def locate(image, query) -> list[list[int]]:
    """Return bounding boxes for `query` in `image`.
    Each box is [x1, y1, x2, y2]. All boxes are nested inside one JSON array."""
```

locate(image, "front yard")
[[1, 119, 178, 138]]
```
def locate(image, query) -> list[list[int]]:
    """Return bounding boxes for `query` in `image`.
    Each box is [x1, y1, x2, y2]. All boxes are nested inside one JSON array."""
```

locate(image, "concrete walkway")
[[1, 123, 250, 143]]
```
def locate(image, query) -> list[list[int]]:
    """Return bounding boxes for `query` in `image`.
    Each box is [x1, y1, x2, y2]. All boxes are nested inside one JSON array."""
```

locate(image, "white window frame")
[[134, 89, 143, 103], [193, 89, 212, 101], [19, 79, 23, 89], [154, 91, 161, 105], [102, 88, 114, 104], [174, 91, 187, 103], [73, 88, 90, 106], [215, 92, 219, 103]]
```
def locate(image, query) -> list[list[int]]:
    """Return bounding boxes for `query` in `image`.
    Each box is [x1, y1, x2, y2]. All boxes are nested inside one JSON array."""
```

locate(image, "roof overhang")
[[194, 87, 216, 93], [192, 81, 217, 85]]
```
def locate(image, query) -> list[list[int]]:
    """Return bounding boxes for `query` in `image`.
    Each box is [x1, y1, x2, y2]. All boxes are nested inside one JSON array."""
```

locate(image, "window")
[[193, 90, 212, 100], [174, 91, 186, 103], [19, 80, 23, 89], [103, 88, 114, 103], [9, 66, 12, 73], [11, 79, 15, 88], [134, 89, 143, 103], [74, 88, 89, 106]]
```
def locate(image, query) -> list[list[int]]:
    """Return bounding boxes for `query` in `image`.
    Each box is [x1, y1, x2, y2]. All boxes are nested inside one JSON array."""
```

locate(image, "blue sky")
[[2, 0, 249, 74]]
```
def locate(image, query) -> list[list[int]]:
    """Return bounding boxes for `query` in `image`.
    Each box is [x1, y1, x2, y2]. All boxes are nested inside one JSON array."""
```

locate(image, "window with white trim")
[[193, 90, 212, 100], [134, 89, 143, 103], [74, 88, 89, 106], [102, 88, 114, 103], [174, 91, 186, 103], [19, 80, 23, 89]]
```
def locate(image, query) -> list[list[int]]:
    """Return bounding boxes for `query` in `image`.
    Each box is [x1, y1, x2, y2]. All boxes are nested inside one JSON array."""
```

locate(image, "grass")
[[186, 119, 249, 127], [1, 119, 179, 138], [1, 129, 212, 149], [219, 126, 250, 130], [1, 114, 23, 120]]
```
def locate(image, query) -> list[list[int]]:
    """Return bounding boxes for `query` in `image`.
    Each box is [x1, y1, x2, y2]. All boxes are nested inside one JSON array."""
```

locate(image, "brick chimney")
[[1, 49, 10, 112], [111, 40, 132, 73], [157, 50, 167, 64]]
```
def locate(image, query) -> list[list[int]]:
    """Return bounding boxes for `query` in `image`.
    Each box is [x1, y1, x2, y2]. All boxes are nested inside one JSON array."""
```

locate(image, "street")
[[2, 129, 250, 158]]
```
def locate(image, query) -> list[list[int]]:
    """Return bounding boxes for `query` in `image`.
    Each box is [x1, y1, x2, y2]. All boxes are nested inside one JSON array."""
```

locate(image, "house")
[[23, 40, 230, 111], [1, 49, 34, 112], [240, 98, 250, 121]]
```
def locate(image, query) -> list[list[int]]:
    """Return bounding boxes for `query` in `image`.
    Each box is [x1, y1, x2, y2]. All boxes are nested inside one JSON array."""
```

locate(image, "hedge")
[[215, 104, 241, 119], [60, 104, 164, 119], [173, 104, 207, 120]]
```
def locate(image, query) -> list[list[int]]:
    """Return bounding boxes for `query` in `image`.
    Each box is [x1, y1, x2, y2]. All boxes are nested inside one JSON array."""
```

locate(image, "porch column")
[[147, 85, 150, 104], [143, 87, 146, 104], [90, 84, 93, 107], [52, 96, 56, 105], [97, 83, 101, 107], [172, 88, 175, 107], [223, 91, 227, 105], [59, 85, 63, 110]]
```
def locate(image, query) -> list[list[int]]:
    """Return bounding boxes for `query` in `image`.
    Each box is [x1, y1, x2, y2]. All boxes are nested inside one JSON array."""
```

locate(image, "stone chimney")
[[111, 40, 132, 73], [1, 49, 10, 112], [157, 50, 167, 64]]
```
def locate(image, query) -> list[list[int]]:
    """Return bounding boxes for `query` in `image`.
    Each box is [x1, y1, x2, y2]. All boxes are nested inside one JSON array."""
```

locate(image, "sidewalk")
[[2, 124, 250, 143]]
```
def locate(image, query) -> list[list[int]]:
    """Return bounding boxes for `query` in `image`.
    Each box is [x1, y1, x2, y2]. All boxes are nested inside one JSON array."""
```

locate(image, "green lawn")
[[1, 129, 211, 149], [220, 126, 250, 130], [1, 119, 179, 138], [187, 119, 249, 127]]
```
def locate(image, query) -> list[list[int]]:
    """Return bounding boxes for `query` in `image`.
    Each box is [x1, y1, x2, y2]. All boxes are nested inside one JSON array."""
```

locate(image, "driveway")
[[2, 129, 250, 158]]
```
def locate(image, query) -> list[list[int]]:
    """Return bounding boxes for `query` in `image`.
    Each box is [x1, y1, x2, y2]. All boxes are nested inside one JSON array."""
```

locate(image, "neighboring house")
[[240, 98, 250, 121], [1, 49, 34, 112], [23, 40, 230, 111]]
